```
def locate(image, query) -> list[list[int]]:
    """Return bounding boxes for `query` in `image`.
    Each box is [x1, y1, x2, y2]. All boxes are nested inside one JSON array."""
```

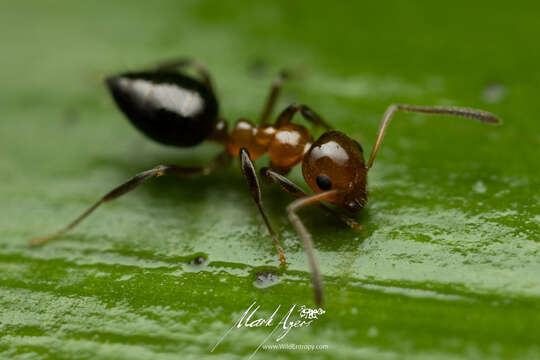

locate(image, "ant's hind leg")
[[259, 71, 289, 125], [287, 189, 340, 306], [30, 152, 231, 247], [153, 58, 214, 91], [239, 148, 286, 266], [261, 168, 363, 230]]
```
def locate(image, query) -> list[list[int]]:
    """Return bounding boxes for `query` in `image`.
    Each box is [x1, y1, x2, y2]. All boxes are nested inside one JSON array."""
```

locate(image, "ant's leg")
[[259, 72, 288, 125], [153, 58, 214, 92], [367, 104, 501, 171], [260, 168, 363, 230], [30, 152, 231, 247], [239, 148, 286, 266], [287, 189, 340, 305], [275, 104, 332, 130]]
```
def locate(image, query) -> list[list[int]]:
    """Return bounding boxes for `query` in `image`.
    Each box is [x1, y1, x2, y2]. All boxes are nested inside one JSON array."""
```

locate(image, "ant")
[[30, 58, 501, 305]]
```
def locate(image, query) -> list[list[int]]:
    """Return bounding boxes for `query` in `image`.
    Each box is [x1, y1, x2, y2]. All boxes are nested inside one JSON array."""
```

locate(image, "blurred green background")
[[1, 1, 539, 359]]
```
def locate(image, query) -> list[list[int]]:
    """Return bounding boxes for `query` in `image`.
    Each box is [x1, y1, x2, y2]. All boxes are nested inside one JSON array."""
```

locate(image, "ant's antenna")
[[367, 104, 501, 170]]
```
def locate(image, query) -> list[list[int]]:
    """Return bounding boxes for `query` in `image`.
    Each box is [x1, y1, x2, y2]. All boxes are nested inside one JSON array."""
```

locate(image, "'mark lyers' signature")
[[211, 301, 325, 357]]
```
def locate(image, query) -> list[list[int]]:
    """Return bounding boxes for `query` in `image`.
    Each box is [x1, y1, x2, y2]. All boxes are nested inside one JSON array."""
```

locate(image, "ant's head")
[[302, 131, 367, 212]]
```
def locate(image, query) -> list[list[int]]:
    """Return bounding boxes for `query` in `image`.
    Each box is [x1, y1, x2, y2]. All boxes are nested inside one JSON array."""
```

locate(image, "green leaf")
[[1, 1, 539, 359]]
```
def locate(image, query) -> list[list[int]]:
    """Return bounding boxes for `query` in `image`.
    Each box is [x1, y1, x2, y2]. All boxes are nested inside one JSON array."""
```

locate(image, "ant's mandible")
[[29, 58, 501, 305]]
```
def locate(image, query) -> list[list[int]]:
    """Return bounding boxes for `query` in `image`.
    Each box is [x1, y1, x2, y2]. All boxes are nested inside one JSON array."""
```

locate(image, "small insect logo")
[[298, 305, 326, 319]]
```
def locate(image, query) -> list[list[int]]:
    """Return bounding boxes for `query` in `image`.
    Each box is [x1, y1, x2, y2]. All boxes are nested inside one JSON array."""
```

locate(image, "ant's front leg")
[[287, 189, 341, 306], [260, 168, 363, 230], [239, 148, 286, 266], [29, 152, 231, 247]]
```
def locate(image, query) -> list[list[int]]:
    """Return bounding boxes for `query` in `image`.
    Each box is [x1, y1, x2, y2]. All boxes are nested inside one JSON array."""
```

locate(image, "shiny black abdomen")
[[106, 72, 218, 147]]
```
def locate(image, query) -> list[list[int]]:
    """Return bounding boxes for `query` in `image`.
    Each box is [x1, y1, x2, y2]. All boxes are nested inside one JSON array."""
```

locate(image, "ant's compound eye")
[[316, 174, 332, 190], [353, 140, 363, 153]]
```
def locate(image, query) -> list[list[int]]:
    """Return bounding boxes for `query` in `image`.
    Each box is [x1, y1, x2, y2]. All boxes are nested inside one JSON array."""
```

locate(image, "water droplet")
[[483, 82, 507, 104], [367, 326, 379, 337], [189, 255, 207, 265], [473, 180, 487, 194], [253, 270, 279, 288]]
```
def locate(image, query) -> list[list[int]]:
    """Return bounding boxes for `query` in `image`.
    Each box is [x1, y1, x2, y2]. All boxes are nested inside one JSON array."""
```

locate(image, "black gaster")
[[106, 72, 218, 147]]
